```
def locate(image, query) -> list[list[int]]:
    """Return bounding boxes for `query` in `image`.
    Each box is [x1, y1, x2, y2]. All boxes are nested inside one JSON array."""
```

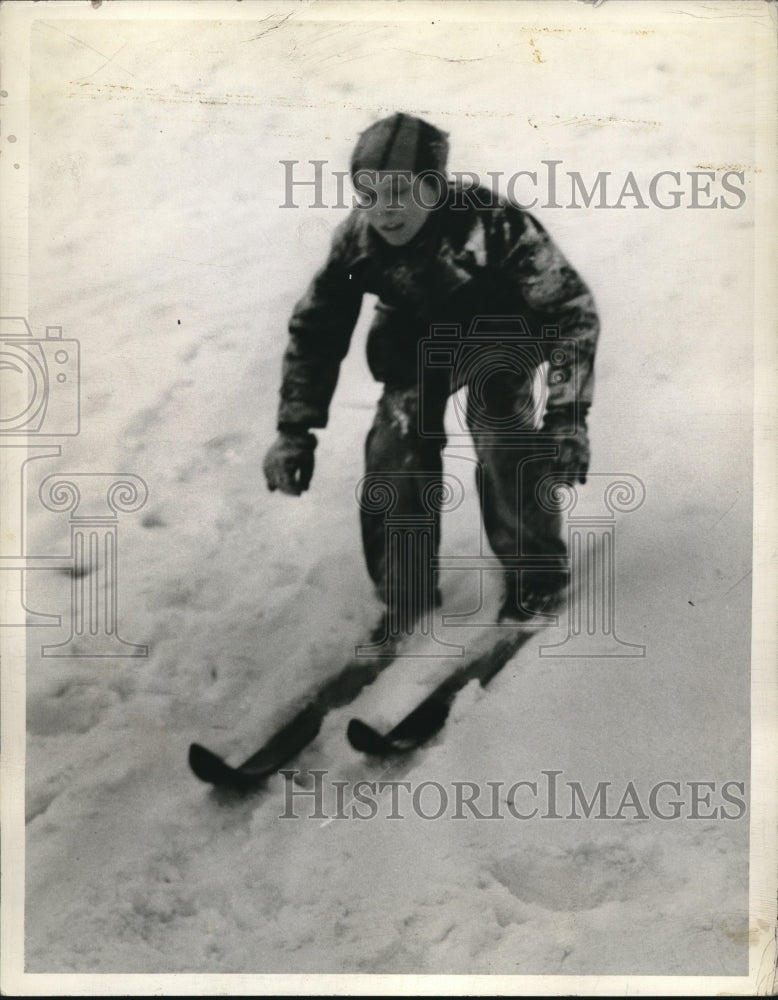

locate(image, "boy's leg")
[[361, 386, 447, 622], [465, 372, 567, 617]]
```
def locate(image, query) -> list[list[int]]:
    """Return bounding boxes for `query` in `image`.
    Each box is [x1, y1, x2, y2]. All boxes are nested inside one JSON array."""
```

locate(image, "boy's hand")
[[263, 428, 317, 495], [542, 406, 590, 487]]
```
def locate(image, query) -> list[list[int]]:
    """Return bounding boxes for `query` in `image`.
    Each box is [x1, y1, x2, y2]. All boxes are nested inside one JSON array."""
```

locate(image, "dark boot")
[[370, 584, 443, 643], [498, 567, 569, 622]]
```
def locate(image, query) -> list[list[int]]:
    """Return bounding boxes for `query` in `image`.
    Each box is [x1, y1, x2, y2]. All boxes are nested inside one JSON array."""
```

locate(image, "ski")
[[347, 594, 564, 756], [188, 633, 400, 791]]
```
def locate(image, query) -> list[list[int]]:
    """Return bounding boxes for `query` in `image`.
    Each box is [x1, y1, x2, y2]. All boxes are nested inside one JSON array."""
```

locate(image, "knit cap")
[[350, 113, 449, 177]]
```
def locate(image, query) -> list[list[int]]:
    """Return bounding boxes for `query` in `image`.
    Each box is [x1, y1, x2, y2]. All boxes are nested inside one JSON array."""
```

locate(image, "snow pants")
[[360, 372, 566, 619]]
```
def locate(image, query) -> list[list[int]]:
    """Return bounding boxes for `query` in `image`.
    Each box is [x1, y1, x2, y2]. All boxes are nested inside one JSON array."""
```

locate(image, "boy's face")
[[357, 173, 440, 246]]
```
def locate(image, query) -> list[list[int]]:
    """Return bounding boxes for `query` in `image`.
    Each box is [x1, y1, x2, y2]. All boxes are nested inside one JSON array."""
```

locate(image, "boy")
[[264, 113, 598, 626]]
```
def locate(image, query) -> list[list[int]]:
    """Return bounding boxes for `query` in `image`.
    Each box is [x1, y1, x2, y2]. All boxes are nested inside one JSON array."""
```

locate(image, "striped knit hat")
[[350, 113, 449, 177]]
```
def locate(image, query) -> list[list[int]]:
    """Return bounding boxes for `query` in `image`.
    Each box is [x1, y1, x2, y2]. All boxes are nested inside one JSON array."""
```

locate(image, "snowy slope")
[[15, 3, 766, 981]]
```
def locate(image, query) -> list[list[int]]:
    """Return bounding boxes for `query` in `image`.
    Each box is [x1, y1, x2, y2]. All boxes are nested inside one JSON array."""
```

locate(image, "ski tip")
[[346, 718, 395, 757], [188, 743, 271, 792], [188, 742, 229, 783]]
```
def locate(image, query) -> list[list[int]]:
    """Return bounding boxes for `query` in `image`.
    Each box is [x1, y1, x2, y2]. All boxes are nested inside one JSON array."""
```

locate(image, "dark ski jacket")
[[277, 185, 599, 430]]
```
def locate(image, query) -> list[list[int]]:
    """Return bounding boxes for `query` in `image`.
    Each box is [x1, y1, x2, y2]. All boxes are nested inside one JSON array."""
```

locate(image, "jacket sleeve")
[[494, 207, 600, 412], [277, 218, 364, 429]]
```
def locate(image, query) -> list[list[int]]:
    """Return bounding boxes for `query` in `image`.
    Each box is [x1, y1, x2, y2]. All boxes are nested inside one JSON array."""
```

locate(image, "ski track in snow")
[[22, 15, 753, 976]]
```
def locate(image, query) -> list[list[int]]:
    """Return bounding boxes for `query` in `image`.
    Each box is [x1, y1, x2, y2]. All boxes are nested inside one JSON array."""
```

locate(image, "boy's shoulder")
[[444, 182, 551, 266], [328, 180, 536, 265], [446, 180, 535, 238]]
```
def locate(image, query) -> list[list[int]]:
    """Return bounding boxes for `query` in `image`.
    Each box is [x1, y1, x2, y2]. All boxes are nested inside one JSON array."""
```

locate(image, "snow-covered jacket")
[[277, 186, 599, 429]]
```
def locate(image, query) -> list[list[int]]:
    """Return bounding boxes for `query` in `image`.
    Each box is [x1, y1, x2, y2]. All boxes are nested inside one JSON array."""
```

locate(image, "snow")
[[4, 0, 775, 992]]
